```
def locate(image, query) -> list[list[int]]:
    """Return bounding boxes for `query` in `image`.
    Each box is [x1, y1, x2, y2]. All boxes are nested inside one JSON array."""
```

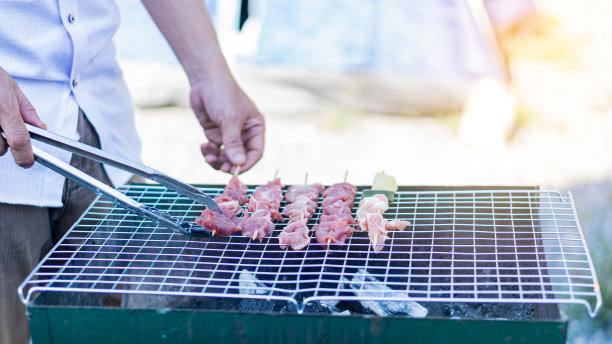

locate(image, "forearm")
[[142, 0, 265, 172], [141, 0, 231, 85]]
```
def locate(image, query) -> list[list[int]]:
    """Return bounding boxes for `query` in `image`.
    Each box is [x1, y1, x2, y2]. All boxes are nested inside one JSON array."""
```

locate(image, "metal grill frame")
[[19, 184, 602, 317]]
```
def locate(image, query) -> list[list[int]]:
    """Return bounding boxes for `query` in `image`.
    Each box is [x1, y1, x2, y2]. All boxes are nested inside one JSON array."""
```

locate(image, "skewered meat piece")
[[195, 176, 248, 236], [386, 220, 411, 231], [240, 209, 275, 241], [322, 182, 357, 198], [360, 213, 410, 252], [322, 194, 354, 209], [319, 214, 355, 224], [364, 213, 386, 251], [248, 178, 283, 208], [278, 183, 323, 250], [322, 198, 355, 220], [314, 218, 354, 248], [247, 198, 284, 222], [196, 207, 239, 236], [285, 183, 324, 203], [278, 219, 310, 250], [247, 178, 284, 222], [356, 194, 389, 221], [314, 182, 357, 248], [240, 178, 285, 240], [357, 194, 410, 252], [282, 197, 317, 219], [221, 176, 249, 205]]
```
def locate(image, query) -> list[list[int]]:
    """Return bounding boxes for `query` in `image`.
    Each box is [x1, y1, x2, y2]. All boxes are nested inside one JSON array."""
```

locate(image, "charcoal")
[[441, 302, 535, 320], [239, 299, 275, 313], [336, 300, 370, 314], [191, 297, 242, 310], [280, 302, 333, 314]]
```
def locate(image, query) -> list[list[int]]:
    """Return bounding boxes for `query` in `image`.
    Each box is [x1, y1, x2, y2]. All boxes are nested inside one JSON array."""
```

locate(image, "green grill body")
[[28, 299, 567, 344]]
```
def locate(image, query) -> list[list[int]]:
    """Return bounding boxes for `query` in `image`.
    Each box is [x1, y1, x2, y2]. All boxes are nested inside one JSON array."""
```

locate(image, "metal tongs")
[[23, 124, 220, 237]]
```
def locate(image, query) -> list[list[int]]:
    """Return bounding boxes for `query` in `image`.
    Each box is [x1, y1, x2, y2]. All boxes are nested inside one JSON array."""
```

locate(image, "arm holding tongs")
[[21, 124, 221, 237]]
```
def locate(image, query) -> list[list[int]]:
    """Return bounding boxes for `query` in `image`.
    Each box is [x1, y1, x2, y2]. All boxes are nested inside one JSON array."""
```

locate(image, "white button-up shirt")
[[0, 0, 141, 207]]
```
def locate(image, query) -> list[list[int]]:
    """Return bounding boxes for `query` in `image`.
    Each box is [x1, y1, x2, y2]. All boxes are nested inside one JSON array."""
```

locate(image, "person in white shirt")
[[0, 1, 265, 343]]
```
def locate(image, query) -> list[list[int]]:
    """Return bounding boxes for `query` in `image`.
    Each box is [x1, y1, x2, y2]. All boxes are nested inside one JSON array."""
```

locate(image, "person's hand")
[[142, 1, 264, 174], [190, 75, 265, 174], [0, 67, 47, 168]]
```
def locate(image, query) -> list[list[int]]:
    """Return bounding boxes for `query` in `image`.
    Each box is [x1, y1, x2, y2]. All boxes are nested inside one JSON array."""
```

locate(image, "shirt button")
[[67, 14, 75, 23], [72, 79, 78, 87]]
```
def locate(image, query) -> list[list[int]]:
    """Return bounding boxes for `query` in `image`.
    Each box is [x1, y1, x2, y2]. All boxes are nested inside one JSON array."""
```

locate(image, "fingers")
[[200, 143, 232, 172], [241, 147, 263, 173], [201, 116, 264, 174], [191, 81, 265, 174], [0, 74, 34, 168], [0, 88, 34, 168], [201, 142, 220, 166], [15, 86, 46, 129], [0, 129, 7, 157], [219, 161, 232, 173], [239, 115, 265, 173], [220, 123, 246, 167]]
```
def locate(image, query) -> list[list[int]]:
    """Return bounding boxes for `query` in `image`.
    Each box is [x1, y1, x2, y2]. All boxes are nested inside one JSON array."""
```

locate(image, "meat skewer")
[[195, 165, 248, 236], [278, 173, 324, 250], [356, 193, 410, 252], [314, 172, 357, 249], [239, 170, 285, 241]]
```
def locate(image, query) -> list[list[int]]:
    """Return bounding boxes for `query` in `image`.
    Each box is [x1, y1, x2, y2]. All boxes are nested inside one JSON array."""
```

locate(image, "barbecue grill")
[[20, 184, 602, 344]]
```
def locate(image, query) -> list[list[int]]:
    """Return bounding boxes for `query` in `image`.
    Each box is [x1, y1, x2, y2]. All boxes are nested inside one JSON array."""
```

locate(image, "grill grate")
[[19, 184, 602, 316]]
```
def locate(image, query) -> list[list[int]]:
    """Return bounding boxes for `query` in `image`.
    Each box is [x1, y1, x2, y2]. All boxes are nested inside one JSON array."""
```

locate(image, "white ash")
[[319, 299, 340, 308], [345, 269, 428, 318], [239, 269, 270, 295], [336, 310, 351, 316]]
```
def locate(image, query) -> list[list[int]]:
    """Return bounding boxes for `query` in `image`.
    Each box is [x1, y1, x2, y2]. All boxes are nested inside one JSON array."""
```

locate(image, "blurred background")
[[114, 0, 611, 342]]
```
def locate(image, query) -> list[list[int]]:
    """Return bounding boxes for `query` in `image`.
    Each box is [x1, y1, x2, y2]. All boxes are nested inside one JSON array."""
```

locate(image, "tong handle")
[[26, 123, 221, 213], [27, 123, 155, 177], [32, 146, 211, 237]]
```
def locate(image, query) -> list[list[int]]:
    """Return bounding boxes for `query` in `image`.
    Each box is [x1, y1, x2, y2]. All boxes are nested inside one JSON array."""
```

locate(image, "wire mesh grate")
[[19, 184, 602, 316]]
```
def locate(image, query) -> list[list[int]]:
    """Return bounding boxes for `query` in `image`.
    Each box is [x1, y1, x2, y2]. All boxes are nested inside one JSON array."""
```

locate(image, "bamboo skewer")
[[252, 230, 258, 240], [373, 208, 382, 248]]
